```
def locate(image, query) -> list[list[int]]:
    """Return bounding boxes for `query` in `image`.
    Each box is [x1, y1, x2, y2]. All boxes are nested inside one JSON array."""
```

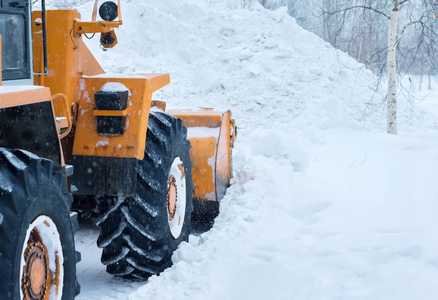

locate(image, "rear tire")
[[0, 148, 80, 299], [97, 112, 193, 280]]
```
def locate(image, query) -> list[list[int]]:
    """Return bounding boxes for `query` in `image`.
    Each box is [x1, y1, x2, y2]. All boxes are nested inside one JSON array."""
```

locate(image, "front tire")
[[0, 148, 80, 299], [97, 112, 193, 280]]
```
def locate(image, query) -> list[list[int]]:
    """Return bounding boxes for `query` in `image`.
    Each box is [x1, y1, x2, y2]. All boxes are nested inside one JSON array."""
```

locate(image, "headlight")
[[99, 1, 118, 22]]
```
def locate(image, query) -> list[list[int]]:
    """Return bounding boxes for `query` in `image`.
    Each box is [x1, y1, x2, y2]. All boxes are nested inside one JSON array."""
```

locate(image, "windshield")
[[0, 13, 30, 81]]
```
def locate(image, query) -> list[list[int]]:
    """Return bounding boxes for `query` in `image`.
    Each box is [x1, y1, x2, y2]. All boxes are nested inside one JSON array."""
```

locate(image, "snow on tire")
[[97, 112, 193, 280], [0, 148, 80, 300]]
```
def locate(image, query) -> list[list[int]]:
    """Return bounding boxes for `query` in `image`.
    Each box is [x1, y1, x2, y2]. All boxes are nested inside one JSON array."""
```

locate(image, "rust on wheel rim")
[[21, 242, 51, 300], [20, 217, 64, 300], [178, 163, 185, 180], [167, 175, 178, 221], [167, 157, 187, 238]]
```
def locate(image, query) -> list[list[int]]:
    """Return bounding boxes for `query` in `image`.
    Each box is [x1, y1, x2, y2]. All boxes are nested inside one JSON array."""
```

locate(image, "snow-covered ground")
[[73, 0, 438, 299]]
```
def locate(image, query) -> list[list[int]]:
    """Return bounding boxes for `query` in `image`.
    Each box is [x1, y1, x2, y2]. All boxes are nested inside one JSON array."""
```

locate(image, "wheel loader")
[[0, 0, 236, 298]]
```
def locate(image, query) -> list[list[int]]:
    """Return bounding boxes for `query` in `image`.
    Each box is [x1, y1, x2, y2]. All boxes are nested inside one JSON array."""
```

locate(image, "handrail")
[[52, 93, 72, 139], [41, 0, 48, 75]]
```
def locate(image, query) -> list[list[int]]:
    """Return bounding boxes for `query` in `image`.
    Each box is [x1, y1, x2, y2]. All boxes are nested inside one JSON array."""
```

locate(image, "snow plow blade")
[[168, 108, 236, 224]]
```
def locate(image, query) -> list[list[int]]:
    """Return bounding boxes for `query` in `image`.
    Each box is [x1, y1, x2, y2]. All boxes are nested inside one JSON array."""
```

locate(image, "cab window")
[[0, 13, 30, 81]]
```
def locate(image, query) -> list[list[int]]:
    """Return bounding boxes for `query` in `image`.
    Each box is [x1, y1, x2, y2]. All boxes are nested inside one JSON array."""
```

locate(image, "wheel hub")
[[21, 242, 51, 300], [167, 175, 178, 221]]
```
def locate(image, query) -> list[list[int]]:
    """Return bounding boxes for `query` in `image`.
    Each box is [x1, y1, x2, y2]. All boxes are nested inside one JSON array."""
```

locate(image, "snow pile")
[[80, 0, 384, 134], [74, 1, 438, 299]]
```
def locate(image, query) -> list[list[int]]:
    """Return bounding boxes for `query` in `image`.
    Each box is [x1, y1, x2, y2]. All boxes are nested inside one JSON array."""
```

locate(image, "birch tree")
[[324, 0, 438, 134], [387, 1, 400, 134], [258, 0, 438, 133]]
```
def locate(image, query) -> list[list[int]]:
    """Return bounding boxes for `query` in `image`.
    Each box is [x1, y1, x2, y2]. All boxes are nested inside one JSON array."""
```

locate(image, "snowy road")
[[74, 227, 139, 299], [76, 126, 438, 300]]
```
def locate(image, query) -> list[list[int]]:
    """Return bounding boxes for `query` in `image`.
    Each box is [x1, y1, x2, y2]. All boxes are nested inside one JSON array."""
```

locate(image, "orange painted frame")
[[168, 109, 235, 202], [32, 10, 105, 119], [32, 10, 171, 161], [73, 74, 170, 160]]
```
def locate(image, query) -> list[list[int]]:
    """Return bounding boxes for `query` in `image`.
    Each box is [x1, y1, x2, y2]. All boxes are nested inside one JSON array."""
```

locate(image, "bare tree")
[[235, 0, 255, 8], [324, 0, 438, 134], [258, 0, 437, 133]]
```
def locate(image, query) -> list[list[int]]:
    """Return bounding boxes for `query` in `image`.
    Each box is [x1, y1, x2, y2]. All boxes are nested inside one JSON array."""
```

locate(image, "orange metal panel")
[[32, 10, 171, 162], [169, 109, 235, 203], [93, 106, 133, 117], [135, 74, 171, 93], [0, 87, 51, 109], [72, 74, 169, 160], [0, 86, 66, 166], [151, 100, 167, 111], [189, 137, 217, 200], [74, 21, 122, 34], [32, 10, 105, 121], [167, 109, 222, 128]]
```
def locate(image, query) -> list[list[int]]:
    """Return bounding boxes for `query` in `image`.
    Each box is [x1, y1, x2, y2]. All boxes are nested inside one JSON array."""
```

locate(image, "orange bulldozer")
[[0, 0, 236, 298]]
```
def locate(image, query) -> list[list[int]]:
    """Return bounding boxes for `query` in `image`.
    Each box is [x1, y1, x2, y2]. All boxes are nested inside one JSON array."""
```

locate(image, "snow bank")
[[74, 1, 438, 299], [79, 0, 385, 134]]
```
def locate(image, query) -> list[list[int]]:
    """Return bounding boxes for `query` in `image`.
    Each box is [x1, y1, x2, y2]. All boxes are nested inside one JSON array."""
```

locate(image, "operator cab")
[[0, 0, 32, 85]]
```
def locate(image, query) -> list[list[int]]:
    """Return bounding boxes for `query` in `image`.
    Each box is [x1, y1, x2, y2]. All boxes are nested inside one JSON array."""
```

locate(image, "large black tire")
[[0, 148, 80, 299], [96, 112, 193, 280]]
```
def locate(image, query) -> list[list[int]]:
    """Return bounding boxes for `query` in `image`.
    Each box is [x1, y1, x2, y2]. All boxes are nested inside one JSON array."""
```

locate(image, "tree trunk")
[[349, 12, 356, 56], [419, 56, 423, 92], [322, 3, 327, 41], [358, 32, 363, 61], [387, 2, 399, 135], [375, 16, 380, 73]]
